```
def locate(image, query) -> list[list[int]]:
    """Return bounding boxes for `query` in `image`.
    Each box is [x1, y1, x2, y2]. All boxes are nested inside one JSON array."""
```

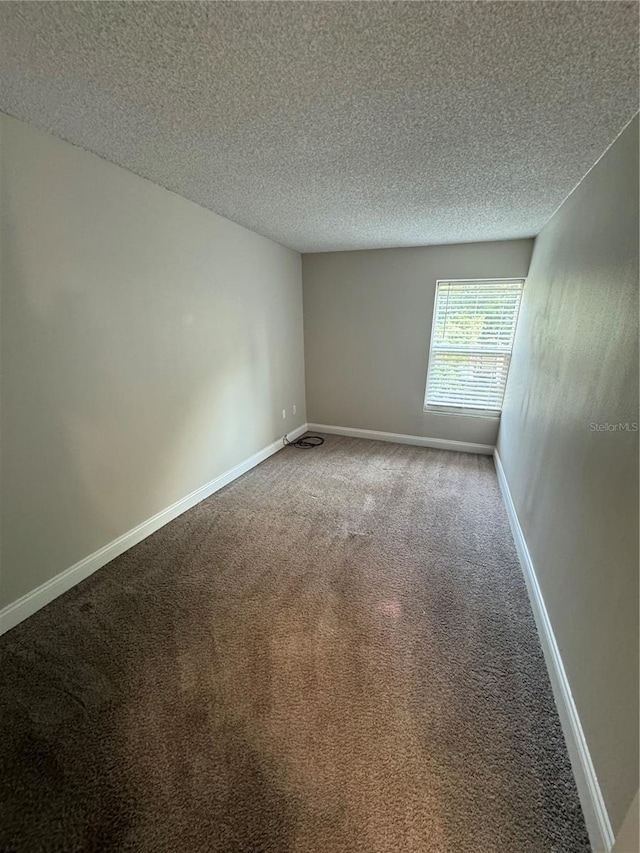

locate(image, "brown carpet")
[[0, 435, 589, 852]]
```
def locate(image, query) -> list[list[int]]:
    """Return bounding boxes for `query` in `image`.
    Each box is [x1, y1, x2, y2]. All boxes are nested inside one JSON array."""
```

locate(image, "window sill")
[[423, 405, 501, 420]]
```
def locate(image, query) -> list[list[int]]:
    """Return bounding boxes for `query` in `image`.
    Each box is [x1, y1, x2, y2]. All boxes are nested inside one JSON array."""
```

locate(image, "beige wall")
[[613, 790, 639, 853], [497, 116, 639, 834], [302, 240, 533, 446], [0, 114, 306, 609]]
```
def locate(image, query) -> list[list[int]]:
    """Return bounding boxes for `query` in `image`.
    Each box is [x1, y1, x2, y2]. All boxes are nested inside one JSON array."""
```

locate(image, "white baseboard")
[[493, 449, 614, 853], [0, 424, 309, 636], [1, 426, 612, 850], [307, 423, 494, 455]]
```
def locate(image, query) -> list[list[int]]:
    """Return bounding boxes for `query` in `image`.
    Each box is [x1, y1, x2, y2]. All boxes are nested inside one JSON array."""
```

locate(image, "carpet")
[[0, 434, 589, 852]]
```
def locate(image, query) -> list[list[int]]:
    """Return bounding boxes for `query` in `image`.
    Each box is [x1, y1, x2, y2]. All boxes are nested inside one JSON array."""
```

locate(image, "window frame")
[[423, 277, 525, 419]]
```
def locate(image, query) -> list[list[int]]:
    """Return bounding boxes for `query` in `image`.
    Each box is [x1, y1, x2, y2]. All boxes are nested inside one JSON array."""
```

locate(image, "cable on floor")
[[283, 433, 325, 449]]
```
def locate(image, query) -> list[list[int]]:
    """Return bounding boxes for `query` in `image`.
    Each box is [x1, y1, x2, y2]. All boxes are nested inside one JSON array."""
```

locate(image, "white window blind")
[[424, 279, 524, 413]]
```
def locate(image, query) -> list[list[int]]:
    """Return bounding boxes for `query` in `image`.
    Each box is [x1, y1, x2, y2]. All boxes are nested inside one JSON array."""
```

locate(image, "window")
[[424, 279, 524, 415]]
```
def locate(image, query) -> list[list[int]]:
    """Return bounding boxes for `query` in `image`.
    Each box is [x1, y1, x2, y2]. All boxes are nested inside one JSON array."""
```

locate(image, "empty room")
[[0, 2, 638, 852]]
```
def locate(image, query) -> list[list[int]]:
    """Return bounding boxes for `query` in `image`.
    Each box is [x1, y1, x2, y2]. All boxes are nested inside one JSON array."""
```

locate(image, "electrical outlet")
[[292, 404, 297, 415], [282, 409, 286, 420]]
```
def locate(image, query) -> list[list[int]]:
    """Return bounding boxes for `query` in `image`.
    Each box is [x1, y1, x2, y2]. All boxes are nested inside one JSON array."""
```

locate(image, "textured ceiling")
[[0, 2, 638, 253]]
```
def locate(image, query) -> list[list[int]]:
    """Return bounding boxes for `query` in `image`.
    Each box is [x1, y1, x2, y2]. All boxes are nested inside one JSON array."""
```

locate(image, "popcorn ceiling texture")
[[0, 1, 637, 253]]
